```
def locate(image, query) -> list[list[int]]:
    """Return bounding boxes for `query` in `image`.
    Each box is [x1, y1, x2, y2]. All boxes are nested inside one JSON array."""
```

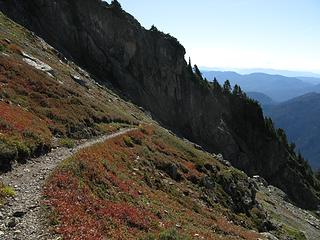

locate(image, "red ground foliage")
[[44, 169, 156, 240], [44, 130, 157, 239], [44, 127, 263, 240], [0, 54, 135, 138], [0, 101, 50, 136]]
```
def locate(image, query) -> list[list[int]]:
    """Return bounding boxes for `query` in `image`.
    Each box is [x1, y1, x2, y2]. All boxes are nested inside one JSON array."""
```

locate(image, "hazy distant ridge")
[[202, 70, 320, 102]]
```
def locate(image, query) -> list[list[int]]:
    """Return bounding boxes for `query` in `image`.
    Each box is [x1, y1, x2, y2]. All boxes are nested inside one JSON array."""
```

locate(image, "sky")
[[107, 1, 320, 73]]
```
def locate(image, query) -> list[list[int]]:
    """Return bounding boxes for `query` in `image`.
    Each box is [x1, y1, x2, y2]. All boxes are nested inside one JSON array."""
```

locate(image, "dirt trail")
[[0, 128, 135, 240]]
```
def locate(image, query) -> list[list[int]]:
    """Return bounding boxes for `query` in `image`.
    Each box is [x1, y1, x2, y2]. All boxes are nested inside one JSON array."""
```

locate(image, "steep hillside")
[[202, 71, 313, 102], [1, 0, 319, 209], [0, 12, 270, 239], [0, 11, 143, 171], [44, 125, 268, 240], [265, 93, 320, 169], [0, 4, 319, 240]]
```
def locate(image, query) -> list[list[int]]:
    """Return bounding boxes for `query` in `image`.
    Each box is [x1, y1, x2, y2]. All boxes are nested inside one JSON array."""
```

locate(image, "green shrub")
[[59, 138, 75, 148], [0, 140, 18, 160], [159, 229, 189, 240], [141, 235, 156, 240], [132, 136, 142, 145], [0, 183, 16, 205], [0, 44, 6, 52], [123, 136, 134, 147], [1, 185, 15, 197], [13, 140, 31, 159], [141, 230, 189, 240]]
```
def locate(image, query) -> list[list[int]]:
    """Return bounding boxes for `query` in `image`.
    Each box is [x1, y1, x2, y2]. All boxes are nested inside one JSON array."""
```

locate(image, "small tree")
[[111, 0, 122, 9], [212, 77, 220, 90], [232, 84, 240, 96], [297, 152, 304, 164], [223, 80, 231, 94], [238, 86, 245, 97], [150, 25, 158, 31], [187, 57, 193, 76], [289, 142, 296, 154], [265, 117, 276, 135], [193, 64, 203, 80], [276, 128, 288, 146], [315, 169, 320, 180]]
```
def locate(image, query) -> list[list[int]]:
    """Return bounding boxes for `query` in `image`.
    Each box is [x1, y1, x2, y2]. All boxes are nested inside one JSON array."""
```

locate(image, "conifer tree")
[[111, 0, 122, 9], [277, 128, 288, 145], [238, 86, 244, 96], [187, 57, 193, 76], [232, 84, 240, 96], [315, 169, 320, 180], [223, 80, 231, 94], [212, 77, 222, 92], [193, 64, 203, 80], [150, 25, 158, 31]]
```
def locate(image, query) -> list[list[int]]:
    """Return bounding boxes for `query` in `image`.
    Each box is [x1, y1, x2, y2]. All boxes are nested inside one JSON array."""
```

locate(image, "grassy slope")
[[44, 124, 265, 240], [0, 11, 305, 239], [0, 11, 147, 169]]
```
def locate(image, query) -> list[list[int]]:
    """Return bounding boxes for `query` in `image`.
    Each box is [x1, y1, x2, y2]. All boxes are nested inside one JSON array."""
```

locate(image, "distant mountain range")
[[202, 70, 320, 169], [265, 93, 320, 169], [297, 76, 320, 85], [246, 92, 275, 106], [201, 67, 320, 79], [202, 71, 320, 102]]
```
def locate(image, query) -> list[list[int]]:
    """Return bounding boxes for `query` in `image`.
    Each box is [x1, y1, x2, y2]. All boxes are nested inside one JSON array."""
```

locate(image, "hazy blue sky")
[[108, 1, 320, 73]]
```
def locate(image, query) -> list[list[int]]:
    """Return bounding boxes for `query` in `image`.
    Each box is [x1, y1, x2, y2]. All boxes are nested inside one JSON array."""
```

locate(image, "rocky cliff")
[[1, 0, 319, 209]]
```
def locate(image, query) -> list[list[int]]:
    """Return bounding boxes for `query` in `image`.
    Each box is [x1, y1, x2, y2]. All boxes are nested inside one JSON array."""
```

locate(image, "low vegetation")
[[44, 125, 265, 239], [0, 8, 317, 240], [282, 225, 307, 240], [0, 182, 15, 205], [58, 138, 75, 148], [143, 229, 190, 240], [0, 11, 145, 170], [0, 101, 52, 170]]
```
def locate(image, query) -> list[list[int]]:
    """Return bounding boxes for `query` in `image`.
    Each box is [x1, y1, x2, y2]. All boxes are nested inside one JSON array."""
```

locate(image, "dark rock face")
[[1, 0, 319, 209]]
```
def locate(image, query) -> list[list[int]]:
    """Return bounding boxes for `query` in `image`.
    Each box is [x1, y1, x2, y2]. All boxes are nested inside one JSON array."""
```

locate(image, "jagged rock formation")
[[1, 0, 319, 209]]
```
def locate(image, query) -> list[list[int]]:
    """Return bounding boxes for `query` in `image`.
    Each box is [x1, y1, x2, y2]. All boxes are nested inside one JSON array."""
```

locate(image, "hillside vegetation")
[[0, 15, 274, 236], [44, 125, 266, 239], [0, 11, 143, 171], [0, 1, 319, 240], [265, 92, 320, 169], [2, 0, 319, 209]]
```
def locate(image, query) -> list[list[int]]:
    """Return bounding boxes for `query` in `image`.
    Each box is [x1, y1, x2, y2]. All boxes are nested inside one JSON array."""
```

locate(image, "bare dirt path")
[[0, 128, 135, 240]]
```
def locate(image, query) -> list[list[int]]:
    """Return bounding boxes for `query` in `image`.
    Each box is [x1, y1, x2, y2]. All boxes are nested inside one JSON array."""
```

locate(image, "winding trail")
[[0, 128, 135, 240]]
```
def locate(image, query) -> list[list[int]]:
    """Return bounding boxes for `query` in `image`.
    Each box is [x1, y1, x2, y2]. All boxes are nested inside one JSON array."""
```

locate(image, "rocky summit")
[[0, 0, 320, 240]]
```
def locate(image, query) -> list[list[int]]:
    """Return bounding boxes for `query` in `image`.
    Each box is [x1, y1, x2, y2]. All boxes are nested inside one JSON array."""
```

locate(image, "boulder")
[[155, 161, 182, 182], [21, 51, 54, 76], [260, 232, 279, 240]]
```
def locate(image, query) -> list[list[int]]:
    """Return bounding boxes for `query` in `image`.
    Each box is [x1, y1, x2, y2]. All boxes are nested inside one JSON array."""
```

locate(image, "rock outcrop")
[[1, 0, 319, 209]]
